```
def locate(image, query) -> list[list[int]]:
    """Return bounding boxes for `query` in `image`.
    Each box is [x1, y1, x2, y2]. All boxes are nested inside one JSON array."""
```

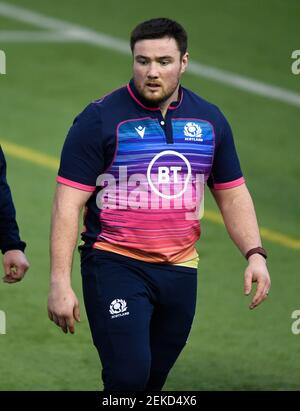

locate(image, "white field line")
[[0, 1, 300, 107], [0, 30, 78, 42]]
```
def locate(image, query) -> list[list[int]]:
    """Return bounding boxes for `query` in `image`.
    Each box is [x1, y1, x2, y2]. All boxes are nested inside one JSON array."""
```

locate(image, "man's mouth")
[[146, 82, 161, 89]]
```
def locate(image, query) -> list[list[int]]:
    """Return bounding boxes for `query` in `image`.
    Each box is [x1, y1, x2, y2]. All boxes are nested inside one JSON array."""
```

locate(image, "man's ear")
[[181, 52, 189, 74]]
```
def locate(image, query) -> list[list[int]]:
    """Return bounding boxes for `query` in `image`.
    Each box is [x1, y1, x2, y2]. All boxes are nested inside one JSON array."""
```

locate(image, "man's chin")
[[141, 91, 167, 106]]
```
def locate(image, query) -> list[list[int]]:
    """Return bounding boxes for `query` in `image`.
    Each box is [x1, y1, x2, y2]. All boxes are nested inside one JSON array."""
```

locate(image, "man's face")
[[133, 37, 188, 105]]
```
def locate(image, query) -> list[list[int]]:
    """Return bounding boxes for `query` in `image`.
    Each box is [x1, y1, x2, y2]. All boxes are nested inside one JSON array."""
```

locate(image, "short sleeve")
[[57, 103, 105, 192], [207, 112, 245, 190]]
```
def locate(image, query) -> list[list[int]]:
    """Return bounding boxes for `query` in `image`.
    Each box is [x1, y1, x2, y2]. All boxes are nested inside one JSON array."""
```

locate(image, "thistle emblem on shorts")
[[109, 299, 128, 317]]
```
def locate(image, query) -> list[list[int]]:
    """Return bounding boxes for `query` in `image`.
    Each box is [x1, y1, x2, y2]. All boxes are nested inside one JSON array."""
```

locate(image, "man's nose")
[[147, 63, 159, 78]]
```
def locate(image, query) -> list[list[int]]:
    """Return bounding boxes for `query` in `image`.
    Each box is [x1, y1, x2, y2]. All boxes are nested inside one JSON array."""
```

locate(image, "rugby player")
[[48, 18, 271, 391]]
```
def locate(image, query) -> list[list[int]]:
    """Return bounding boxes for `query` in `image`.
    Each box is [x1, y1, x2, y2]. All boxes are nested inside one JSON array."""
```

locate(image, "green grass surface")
[[0, 0, 299, 391]]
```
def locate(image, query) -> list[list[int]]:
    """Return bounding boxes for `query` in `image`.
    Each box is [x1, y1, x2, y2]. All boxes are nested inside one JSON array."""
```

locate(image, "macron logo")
[[135, 126, 146, 138]]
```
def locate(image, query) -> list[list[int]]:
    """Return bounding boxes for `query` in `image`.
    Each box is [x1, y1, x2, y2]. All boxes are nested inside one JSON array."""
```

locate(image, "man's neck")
[[129, 79, 181, 116], [159, 86, 180, 118]]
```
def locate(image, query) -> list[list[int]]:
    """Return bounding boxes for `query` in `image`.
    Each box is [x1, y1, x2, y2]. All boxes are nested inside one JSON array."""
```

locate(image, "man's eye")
[[138, 60, 147, 65], [160, 61, 170, 66]]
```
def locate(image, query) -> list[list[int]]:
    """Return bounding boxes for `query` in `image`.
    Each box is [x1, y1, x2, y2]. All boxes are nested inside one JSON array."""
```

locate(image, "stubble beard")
[[135, 78, 180, 107]]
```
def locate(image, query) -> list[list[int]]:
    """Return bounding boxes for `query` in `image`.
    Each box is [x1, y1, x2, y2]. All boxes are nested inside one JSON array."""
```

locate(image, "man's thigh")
[[146, 265, 197, 390], [81, 251, 154, 367]]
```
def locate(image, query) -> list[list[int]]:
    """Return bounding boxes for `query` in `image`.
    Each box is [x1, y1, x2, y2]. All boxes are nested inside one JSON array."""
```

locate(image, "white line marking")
[[0, 1, 300, 107], [0, 30, 78, 42], [0, 2, 130, 53], [188, 62, 300, 107]]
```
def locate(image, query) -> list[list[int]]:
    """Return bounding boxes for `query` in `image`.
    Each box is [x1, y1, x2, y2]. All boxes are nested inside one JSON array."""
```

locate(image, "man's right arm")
[[48, 183, 93, 334]]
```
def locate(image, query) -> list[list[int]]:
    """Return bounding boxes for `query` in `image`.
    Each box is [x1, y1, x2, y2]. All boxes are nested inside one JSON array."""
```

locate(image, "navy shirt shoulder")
[[181, 88, 244, 187]]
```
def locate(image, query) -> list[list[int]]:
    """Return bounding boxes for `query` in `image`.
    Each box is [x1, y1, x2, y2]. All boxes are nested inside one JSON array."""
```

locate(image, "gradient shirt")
[[57, 80, 245, 265]]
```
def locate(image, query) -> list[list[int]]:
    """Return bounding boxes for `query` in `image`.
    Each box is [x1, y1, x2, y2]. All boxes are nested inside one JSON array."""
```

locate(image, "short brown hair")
[[130, 18, 188, 57]]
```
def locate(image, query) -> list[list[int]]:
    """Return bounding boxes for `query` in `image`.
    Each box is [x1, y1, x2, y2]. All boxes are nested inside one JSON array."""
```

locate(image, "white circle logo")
[[184, 122, 202, 138], [109, 299, 127, 315], [146, 150, 191, 199]]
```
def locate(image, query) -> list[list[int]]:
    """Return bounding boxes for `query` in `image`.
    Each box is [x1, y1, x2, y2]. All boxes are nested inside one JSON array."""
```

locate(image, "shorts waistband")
[[80, 248, 197, 274]]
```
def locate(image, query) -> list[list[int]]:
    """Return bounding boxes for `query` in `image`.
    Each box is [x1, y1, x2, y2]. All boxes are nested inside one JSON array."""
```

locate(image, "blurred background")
[[0, 0, 299, 390]]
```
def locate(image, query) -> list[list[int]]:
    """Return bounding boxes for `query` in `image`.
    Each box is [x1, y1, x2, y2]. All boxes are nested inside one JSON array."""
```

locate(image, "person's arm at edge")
[[0, 146, 29, 283], [210, 183, 271, 309], [48, 182, 93, 334]]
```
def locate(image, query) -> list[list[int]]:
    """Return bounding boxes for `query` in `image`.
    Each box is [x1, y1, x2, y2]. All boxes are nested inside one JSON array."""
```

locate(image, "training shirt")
[[0, 146, 26, 254], [57, 79, 245, 266]]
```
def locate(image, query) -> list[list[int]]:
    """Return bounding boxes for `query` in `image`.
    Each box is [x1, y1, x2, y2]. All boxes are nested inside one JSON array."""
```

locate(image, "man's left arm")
[[211, 183, 271, 309]]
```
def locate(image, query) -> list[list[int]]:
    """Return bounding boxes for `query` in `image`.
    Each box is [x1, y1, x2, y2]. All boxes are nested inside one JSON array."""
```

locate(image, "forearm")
[[213, 185, 262, 256], [50, 195, 81, 285], [212, 184, 270, 309], [48, 184, 90, 333]]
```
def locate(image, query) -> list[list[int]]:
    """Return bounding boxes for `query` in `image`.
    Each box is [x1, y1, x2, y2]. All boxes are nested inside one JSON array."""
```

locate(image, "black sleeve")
[[0, 146, 26, 254], [57, 103, 106, 191], [207, 111, 245, 189]]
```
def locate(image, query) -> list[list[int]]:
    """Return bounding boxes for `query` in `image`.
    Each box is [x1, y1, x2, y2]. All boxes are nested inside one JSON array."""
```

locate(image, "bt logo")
[[147, 150, 191, 200], [158, 166, 182, 184]]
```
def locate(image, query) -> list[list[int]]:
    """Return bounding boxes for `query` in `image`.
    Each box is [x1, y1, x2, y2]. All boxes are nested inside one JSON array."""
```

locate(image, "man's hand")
[[244, 254, 271, 309], [2, 250, 30, 283], [48, 281, 80, 334]]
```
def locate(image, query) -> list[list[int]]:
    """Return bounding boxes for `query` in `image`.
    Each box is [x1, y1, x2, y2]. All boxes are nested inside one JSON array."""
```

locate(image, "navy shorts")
[[81, 249, 197, 391]]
